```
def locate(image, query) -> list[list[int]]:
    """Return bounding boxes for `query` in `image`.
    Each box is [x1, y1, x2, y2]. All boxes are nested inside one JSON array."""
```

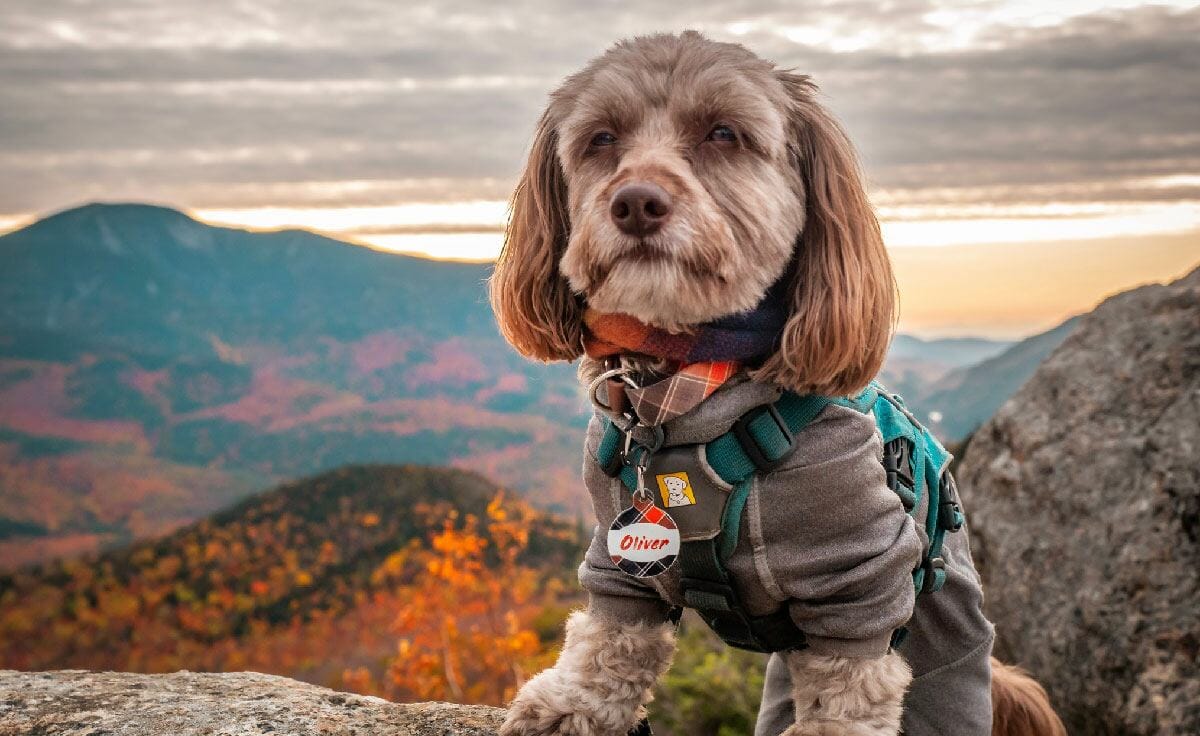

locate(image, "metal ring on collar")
[[622, 424, 665, 460], [586, 367, 640, 413]]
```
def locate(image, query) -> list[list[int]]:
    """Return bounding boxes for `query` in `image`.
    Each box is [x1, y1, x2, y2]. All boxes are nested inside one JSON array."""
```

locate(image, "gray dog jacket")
[[577, 373, 995, 735]]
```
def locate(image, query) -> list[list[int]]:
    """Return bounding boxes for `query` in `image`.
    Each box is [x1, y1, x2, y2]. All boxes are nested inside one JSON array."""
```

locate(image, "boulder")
[[0, 670, 504, 735], [957, 266, 1200, 735]]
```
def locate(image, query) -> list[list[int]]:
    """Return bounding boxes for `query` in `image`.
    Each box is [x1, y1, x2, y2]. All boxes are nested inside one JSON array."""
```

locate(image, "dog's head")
[[490, 31, 895, 395]]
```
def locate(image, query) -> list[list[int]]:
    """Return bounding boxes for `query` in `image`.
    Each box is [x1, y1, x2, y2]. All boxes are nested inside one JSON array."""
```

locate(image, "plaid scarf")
[[583, 295, 786, 426]]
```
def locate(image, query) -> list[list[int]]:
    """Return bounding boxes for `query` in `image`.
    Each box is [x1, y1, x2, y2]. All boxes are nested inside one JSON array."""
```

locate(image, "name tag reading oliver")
[[607, 495, 680, 578]]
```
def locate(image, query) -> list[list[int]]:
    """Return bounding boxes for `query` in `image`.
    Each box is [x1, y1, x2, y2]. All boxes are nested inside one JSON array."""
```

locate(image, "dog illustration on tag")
[[656, 472, 696, 507]]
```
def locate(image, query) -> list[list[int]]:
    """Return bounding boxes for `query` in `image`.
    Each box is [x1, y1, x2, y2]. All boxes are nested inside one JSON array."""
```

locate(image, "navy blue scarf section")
[[582, 280, 788, 365]]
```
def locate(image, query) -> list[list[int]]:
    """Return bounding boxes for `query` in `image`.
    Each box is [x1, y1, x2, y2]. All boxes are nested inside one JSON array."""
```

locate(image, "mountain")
[[878, 334, 1014, 400], [956, 266, 1200, 734], [0, 464, 585, 685], [0, 202, 499, 351], [912, 317, 1081, 440], [886, 334, 1013, 366], [0, 203, 586, 570]]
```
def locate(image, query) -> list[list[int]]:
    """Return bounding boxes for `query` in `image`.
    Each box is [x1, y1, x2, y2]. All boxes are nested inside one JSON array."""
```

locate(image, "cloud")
[[1, 1, 1198, 216]]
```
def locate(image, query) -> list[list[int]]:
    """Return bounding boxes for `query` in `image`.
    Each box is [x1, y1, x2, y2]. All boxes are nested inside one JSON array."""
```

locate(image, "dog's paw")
[[499, 668, 637, 736], [499, 697, 606, 736]]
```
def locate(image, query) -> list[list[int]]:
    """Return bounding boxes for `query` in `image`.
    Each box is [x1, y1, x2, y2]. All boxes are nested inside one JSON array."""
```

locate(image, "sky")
[[2, 0, 1199, 337]]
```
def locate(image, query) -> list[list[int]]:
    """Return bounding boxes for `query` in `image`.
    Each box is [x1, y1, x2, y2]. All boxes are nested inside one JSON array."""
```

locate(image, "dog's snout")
[[610, 182, 672, 237]]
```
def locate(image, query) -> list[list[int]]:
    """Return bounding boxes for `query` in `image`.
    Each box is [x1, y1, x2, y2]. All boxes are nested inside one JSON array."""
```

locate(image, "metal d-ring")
[[587, 367, 639, 414]]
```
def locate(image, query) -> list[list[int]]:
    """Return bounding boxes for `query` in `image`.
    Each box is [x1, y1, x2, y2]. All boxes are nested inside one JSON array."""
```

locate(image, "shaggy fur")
[[492, 31, 1063, 736], [499, 611, 676, 736], [490, 31, 895, 397], [781, 650, 911, 736]]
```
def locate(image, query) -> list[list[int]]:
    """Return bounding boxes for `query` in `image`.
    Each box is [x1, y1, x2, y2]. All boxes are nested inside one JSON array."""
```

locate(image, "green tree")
[[650, 613, 768, 736]]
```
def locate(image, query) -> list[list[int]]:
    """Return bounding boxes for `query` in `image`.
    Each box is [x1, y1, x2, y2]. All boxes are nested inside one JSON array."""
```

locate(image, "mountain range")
[[0, 203, 1073, 569], [876, 333, 1014, 401], [0, 203, 586, 568], [915, 317, 1081, 439]]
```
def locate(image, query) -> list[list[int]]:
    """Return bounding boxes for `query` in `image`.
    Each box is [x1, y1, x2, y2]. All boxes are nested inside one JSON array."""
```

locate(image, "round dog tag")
[[607, 495, 680, 578]]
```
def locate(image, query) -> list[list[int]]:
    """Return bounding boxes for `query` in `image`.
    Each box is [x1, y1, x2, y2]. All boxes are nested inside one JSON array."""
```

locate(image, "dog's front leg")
[[781, 649, 911, 736], [500, 610, 676, 736]]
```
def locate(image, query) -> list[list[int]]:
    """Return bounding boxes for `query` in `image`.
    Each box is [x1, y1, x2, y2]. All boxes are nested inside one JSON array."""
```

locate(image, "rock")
[[956, 266, 1200, 735], [0, 670, 505, 735]]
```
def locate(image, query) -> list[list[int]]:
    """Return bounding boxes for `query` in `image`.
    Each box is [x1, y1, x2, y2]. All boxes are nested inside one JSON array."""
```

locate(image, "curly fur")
[[500, 611, 676, 736], [781, 650, 911, 736], [489, 30, 895, 396]]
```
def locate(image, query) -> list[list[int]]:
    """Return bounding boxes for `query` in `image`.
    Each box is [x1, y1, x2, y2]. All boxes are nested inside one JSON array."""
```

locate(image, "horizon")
[[4, 199, 1197, 342]]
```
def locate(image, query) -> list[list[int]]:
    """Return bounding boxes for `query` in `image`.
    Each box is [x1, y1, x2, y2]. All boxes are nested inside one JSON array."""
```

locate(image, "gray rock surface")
[[0, 670, 504, 735], [957, 266, 1200, 735]]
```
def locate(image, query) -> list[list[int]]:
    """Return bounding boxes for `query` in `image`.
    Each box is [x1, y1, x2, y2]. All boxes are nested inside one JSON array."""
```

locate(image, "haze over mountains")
[[0, 203, 1074, 569], [876, 333, 1011, 400]]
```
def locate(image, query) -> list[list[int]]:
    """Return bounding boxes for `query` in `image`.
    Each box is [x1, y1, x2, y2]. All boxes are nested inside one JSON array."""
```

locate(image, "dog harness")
[[594, 380, 965, 653]]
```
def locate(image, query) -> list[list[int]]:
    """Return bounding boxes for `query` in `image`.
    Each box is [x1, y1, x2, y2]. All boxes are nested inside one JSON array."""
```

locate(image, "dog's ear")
[[752, 72, 897, 397], [488, 109, 584, 361]]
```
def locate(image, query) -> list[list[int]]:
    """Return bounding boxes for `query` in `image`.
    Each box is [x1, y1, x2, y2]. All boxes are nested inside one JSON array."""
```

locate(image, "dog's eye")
[[706, 125, 737, 143], [590, 131, 617, 147]]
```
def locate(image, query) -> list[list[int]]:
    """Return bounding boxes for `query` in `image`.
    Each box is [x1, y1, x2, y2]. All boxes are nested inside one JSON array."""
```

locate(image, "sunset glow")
[[178, 197, 1200, 263], [3, 0, 1199, 337]]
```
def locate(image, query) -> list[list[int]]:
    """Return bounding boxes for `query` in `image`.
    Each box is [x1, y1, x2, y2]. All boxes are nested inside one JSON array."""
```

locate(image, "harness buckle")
[[883, 438, 917, 511], [598, 414, 639, 478], [732, 402, 796, 472], [919, 556, 946, 594], [938, 473, 965, 532], [940, 500, 965, 532]]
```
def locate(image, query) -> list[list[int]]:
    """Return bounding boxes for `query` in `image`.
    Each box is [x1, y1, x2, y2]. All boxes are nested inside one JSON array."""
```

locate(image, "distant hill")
[[0, 464, 584, 681], [0, 202, 499, 350], [0, 203, 586, 569], [878, 334, 1013, 400], [916, 318, 1081, 440], [887, 334, 1013, 367]]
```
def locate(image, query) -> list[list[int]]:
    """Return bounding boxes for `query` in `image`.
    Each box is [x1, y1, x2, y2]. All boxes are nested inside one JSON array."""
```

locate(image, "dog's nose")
[[610, 182, 672, 237]]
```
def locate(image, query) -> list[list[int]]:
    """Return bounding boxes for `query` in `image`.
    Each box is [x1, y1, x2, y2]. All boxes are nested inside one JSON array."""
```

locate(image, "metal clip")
[[632, 444, 654, 504]]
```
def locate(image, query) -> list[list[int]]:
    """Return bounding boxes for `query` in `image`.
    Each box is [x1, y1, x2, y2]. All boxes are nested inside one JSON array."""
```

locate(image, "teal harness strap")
[[594, 381, 963, 653], [844, 386, 964, 595], [597, 392, 835, 652]]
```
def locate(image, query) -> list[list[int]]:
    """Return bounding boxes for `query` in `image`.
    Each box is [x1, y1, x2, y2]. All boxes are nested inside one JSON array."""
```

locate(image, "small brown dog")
[[491, 31, 1064, 736]]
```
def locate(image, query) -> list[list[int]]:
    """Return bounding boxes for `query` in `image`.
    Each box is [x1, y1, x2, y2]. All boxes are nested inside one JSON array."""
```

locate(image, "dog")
[[489, 31, 1065, 736]]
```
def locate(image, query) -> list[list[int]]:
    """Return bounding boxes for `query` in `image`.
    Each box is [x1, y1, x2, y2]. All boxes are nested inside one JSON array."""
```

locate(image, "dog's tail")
[[991, 658, 1067, 736]]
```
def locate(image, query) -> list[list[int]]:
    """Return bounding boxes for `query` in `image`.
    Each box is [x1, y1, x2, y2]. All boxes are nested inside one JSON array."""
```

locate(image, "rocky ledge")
[[0, 670, 505, 735], [958, 266, 1200, 735]]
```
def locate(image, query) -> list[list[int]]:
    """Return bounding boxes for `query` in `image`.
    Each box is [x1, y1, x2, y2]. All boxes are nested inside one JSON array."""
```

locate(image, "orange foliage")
[[378, 494, 554, 704], [0, 475, 582, 707]]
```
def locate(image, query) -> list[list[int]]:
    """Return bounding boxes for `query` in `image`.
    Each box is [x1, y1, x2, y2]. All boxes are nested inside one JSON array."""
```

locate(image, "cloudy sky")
[[2, 0, 1198, 336]]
